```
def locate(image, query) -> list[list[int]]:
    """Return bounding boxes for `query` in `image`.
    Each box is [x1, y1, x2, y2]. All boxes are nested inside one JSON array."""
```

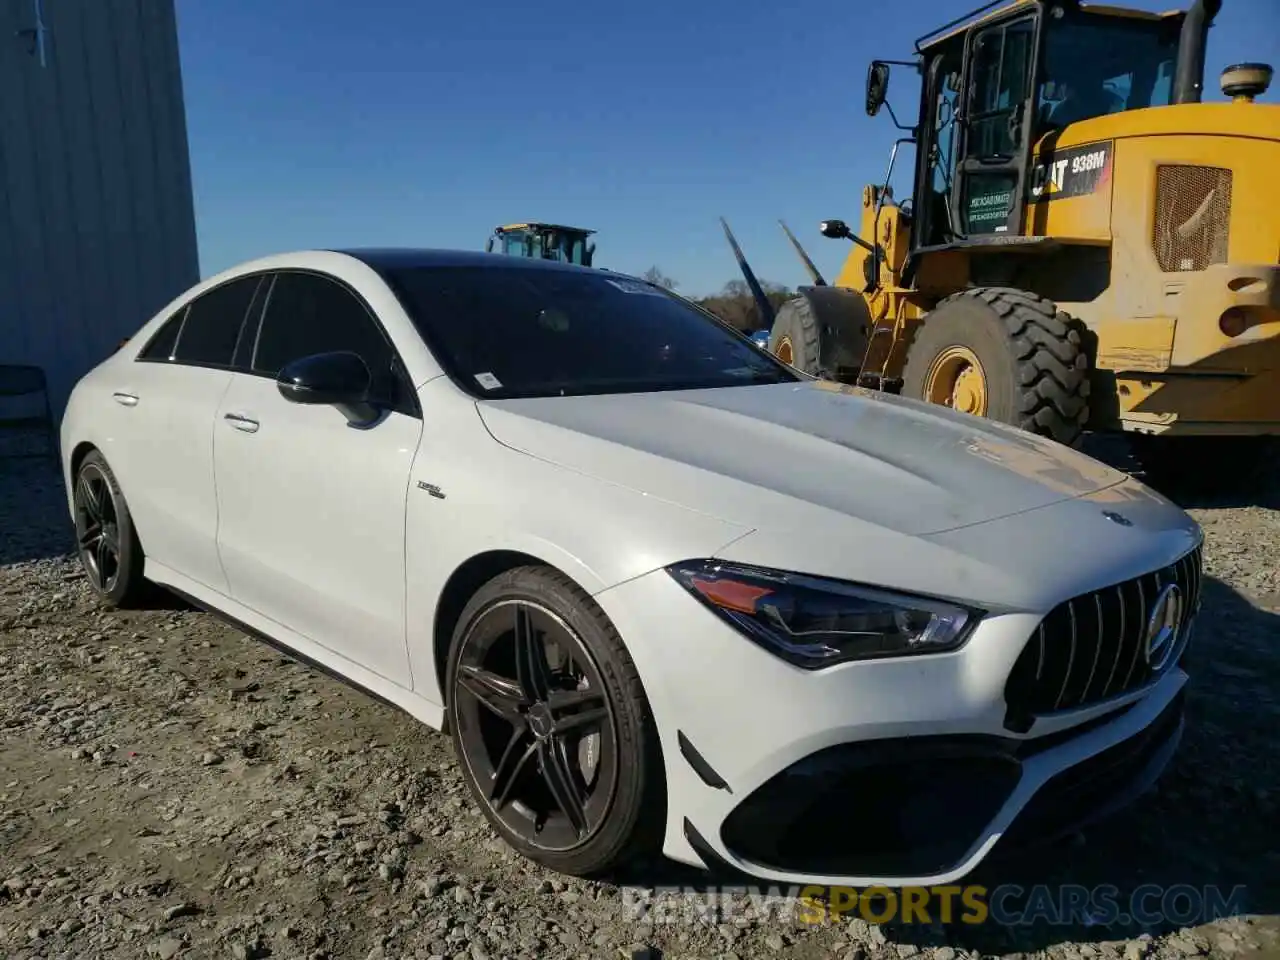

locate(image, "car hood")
[[475, 379, 1129, 537]]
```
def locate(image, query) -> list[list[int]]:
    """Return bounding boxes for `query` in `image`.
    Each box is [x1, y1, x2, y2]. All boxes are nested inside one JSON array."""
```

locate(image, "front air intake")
[[1152, 165, 1232, 272]]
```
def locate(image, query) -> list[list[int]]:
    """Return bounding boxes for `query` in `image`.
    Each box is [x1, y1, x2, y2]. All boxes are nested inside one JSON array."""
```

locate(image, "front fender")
[[402, 385, 755, 708], [800, 285, 871, 376]]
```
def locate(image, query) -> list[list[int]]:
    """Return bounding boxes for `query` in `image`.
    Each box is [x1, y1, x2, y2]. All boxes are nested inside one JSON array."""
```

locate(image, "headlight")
[[666, 560, 980, 669]]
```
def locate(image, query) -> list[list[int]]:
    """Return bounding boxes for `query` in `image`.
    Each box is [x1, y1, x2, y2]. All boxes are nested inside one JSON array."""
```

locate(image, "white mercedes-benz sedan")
[[60, 248, 1203, 886]]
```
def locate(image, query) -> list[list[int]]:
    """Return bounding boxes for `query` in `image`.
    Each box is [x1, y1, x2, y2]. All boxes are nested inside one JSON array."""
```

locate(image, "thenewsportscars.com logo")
[[618, 883, 1250, 928]]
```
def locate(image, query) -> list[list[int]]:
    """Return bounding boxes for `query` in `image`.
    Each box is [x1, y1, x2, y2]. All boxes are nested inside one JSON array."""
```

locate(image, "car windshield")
[[379, 265, 799, 399]]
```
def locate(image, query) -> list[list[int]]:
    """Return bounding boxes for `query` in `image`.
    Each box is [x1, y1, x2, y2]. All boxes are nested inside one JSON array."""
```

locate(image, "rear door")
[[212, 269, 423, 683], [103, 274, 266, 593]]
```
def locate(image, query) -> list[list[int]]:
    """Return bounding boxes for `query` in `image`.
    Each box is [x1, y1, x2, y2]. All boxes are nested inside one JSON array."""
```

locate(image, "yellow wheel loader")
[[734, 0, 1278, 489], [487, 223, 597, 266]]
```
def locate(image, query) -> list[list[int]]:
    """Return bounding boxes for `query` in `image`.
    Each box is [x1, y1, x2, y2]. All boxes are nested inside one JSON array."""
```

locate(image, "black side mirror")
[[276, 350, 379, 424], [866, 61, 890, 117]]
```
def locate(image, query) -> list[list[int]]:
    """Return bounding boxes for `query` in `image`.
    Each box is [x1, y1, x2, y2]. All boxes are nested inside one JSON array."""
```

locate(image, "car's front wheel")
[[72, 450, 148, 607], [445, 565, 665, 877]]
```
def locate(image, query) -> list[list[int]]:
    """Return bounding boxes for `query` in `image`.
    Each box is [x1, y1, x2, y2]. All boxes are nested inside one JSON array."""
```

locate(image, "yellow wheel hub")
[[776, 336, 794, 365], [924, 345, 988, 416]]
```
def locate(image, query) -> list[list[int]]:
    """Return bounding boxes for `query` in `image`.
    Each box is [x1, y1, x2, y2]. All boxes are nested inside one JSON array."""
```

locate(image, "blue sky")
[[175, 0, 1278, 298]]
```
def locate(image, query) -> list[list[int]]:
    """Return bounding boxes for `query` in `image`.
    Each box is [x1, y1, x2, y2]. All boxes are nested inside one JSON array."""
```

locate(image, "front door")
[[953, 9, 1041, 237], [212, 269, 423, 684], [914, 40, 966, 249]]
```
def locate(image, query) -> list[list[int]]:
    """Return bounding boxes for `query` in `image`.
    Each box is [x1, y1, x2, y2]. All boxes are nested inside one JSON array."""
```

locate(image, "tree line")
[[642, 267, 792, 333]]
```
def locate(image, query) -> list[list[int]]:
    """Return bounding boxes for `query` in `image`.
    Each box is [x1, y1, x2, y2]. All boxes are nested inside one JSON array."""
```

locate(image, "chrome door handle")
[[112, 391, 138, 406], [223, 412, 260, 433]]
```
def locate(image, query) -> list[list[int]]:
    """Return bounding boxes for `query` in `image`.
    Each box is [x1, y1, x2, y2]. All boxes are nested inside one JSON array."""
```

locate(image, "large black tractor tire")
[[901, 287, 1092, 446], [768, 297, 822, 376]]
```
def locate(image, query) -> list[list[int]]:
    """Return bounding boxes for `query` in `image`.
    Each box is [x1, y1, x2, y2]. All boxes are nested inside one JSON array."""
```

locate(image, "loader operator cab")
[[883, 0, 1184, 249], [487, 223, 597, 267]]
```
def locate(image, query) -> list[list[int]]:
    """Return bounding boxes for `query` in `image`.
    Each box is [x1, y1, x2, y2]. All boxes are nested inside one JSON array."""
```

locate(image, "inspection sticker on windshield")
[[473, 372, 503, 390], [604, 277, 665, 296]]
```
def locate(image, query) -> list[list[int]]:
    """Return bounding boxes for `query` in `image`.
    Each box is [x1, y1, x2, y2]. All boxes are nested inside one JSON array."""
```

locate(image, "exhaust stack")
[[1172, 0, 1224, 104]]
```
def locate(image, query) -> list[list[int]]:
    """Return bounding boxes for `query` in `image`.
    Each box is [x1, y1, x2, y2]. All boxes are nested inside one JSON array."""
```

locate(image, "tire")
[[768, 297, 822, 376], [901, 287, 1092, 446], [71, 449, 149, 608], [444, 564, 665, 878]]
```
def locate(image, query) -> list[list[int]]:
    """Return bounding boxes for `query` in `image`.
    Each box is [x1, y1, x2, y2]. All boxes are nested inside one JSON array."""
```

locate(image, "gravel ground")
[[2, 437, 1278, 960]]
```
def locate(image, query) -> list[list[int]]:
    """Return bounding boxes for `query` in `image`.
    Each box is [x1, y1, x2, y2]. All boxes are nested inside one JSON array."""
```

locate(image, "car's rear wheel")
[[73, 450, 147, 607], [445, 565, 664, 877]]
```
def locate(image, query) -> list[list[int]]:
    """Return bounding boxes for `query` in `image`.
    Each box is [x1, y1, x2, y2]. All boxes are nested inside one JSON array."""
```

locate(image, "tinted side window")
[[172, 276, 261, 367], [253, 272, 395, 377], [137, 308, 186, 361]]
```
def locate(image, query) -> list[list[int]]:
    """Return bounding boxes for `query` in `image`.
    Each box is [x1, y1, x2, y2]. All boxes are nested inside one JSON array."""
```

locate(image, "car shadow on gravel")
[[605, 575, 1280, 956]]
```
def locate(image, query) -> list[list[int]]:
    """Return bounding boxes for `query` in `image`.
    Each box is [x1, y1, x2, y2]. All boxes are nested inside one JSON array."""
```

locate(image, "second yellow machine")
[[739, 0, 1278, 484]]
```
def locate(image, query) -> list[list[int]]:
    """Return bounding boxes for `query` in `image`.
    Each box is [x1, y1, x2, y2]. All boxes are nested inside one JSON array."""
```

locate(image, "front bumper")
[[594, 551, 1197, 886], [713, 685, 1184, 881]]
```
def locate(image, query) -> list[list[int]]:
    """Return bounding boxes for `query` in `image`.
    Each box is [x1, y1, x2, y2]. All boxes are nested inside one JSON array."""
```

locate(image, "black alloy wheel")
[[445, 566, 664, 876], [454, 597, 617, 849], [72, 451, 147, 607], [75, 461, 122, 593]]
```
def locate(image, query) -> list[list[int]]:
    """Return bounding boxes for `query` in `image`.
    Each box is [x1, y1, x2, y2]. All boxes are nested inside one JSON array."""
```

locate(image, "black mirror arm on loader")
[[818, 218, 882, 262], [850, 234, 879, 256], [880, 98, 918, 134]]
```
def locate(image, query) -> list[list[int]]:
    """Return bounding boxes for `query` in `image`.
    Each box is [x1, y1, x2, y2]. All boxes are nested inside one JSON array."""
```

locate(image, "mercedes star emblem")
[[1145, 583, 1184, 672]]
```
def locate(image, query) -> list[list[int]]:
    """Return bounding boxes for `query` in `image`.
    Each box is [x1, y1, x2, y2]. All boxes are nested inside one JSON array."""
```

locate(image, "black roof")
[[333, 247, 609, 276]]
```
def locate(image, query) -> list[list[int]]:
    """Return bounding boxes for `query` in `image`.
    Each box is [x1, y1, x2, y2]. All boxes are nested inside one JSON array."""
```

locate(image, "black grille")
[[1003, 544, 1203, 730]]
